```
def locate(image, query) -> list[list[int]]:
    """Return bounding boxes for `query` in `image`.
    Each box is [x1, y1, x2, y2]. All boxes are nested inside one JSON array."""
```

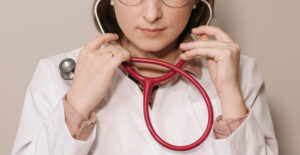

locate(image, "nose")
[[142, 0, 163, 23]]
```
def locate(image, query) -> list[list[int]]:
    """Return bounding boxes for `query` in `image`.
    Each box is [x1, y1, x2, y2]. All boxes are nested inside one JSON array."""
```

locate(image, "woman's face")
[[113, 0, 198, 52]]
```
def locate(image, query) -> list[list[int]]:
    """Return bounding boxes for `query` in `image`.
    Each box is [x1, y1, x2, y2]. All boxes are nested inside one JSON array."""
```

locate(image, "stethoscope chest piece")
[[59, 58, 76, 80]]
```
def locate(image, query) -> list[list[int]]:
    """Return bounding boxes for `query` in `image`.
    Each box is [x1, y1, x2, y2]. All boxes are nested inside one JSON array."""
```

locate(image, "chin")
[[134, 38, 175, 52], [138, 44, 166, 52]]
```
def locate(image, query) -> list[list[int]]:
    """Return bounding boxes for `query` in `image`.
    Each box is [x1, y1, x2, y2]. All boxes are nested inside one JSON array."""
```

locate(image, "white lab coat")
[[12, 47, 278, 155]]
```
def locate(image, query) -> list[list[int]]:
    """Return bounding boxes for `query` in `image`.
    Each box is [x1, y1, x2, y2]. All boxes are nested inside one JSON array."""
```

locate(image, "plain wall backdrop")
[[1, 0, 299, 154]]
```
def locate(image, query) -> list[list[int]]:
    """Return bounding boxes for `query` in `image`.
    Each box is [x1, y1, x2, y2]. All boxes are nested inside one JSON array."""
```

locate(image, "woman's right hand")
[[66, 33, 131, 119]]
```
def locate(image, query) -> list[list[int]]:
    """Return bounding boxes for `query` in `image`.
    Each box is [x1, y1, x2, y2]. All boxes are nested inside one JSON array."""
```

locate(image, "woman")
[[12, 0, 278, 154]]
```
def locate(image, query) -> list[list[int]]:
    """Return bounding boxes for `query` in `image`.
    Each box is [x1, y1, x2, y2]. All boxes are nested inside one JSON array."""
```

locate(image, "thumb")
[[200, 34, 210, 41], [196, 34, 210, 40]]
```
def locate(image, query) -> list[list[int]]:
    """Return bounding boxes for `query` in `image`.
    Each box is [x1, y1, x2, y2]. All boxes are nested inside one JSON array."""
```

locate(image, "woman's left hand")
[[180, 25, 241, 95], [179, 25, 247, 119]]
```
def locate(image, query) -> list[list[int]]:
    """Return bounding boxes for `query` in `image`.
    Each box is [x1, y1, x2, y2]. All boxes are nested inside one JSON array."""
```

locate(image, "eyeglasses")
[[118, 0, 190, 8]]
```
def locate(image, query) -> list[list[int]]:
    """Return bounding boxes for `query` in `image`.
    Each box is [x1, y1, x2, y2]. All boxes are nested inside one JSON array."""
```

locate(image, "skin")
[[180, 28, 248, 119], [115, 0, 198, 77], [67, 0, 247, 120]]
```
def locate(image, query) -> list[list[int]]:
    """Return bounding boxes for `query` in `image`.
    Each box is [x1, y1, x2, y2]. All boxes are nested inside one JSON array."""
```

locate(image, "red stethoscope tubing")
[[122, 57, 214, 151]]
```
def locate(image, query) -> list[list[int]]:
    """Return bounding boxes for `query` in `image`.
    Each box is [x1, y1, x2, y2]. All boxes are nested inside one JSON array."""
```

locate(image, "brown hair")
[[92, 0, 215, 48]]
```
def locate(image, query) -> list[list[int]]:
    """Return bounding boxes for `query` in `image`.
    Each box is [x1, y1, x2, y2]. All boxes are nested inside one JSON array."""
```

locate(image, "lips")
[[139, 28, 165, 31], [139, 27, 166, 37]]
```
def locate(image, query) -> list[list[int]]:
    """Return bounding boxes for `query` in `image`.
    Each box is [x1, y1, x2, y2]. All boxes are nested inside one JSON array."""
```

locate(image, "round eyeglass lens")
[[119, 0, 188, 7], [162, 0, 188, 7]]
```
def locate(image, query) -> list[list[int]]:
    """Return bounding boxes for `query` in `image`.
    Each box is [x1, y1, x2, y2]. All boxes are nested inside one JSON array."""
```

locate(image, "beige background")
[[1, 0, 299, 154]]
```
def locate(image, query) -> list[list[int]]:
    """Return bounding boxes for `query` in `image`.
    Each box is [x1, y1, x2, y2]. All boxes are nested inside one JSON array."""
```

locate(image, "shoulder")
[[40, 46, 83, 70], [239, 54, 264, 86], [239, 54, 265, 106]]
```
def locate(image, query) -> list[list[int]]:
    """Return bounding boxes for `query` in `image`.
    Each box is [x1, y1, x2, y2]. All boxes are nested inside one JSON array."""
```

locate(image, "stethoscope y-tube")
[[59, 0, 214, 151], [122, 57, 213, 151]]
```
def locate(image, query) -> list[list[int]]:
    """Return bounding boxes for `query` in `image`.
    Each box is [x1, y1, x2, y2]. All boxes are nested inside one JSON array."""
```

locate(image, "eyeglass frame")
[[94, 0, 212, 35], [116, 0, 190, 8]]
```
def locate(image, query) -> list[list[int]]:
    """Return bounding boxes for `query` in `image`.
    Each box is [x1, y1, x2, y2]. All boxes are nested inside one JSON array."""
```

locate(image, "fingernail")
[[198, 35, 202, 40], [179, 54, 186, 59], [180, 43, 187, 47], [110, 40, 118, 45]]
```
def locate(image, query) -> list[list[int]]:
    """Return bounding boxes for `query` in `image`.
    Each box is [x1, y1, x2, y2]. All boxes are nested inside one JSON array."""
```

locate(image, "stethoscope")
[[59, 0, 213, 152]]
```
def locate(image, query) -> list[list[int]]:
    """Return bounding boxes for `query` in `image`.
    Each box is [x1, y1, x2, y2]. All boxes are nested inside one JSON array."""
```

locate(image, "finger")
[[196, 34, 208, 40], [182, 47, 237, 61], [95, 44, 119, 56], [95, 42, 131, 59], [180, 54, 203, 60], [91, 45, 125, 68], [192, 26, 233, 42], [198, 33, 240, 51], [199, 34, 209, 41], [180, 47, 219, 60], [180, 40, 229, 51], [94, 51, 115, 67], [104, 48, 131, 73], [85, 33, 119, 50]]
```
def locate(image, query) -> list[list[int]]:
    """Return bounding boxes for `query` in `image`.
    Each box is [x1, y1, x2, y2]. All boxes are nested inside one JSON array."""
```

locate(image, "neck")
[[120, 35, 193, 77]]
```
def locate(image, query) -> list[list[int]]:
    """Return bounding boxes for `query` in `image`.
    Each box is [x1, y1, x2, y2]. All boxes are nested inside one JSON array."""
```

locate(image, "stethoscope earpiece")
[[59, 58, 76, 80]]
